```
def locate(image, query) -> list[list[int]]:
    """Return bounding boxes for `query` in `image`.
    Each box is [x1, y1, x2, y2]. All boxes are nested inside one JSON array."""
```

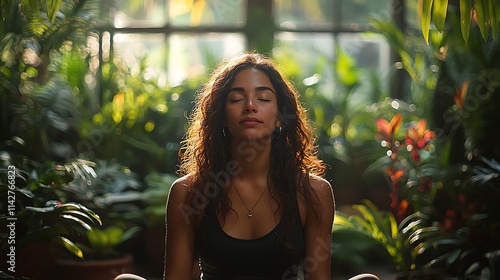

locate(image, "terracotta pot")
[[54, 253, 134, 280], [0, 242, 57, 280]]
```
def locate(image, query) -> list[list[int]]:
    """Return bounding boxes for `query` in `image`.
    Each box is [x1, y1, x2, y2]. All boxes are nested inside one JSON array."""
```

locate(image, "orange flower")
[[454, 81, 468, 109], [385, 168, 404, 183], [405, 119, 435, 150], [376, 113, 402, 143], [396, 199, 409, 221]]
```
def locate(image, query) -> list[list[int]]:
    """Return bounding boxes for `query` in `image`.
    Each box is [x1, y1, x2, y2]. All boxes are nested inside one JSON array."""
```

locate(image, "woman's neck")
[[230, 138, 271, 180]]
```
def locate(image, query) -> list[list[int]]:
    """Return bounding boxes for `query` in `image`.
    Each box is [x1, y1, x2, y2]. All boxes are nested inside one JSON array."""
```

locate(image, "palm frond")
[[471, 157, 500, 185]]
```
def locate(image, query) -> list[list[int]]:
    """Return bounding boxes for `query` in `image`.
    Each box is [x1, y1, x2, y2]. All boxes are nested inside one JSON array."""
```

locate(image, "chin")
[[236, 133, 272, 144]]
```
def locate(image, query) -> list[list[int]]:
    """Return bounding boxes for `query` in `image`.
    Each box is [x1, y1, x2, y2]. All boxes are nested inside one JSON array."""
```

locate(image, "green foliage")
[[0, 153, 102, 259], [419, 0, 500, 43], [141, 172, 177, 228], [76, 225, 140, 260]]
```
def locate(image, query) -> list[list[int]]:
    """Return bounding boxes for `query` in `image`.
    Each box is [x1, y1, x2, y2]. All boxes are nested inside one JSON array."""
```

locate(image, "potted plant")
[[0, 154, 102, 279], [52, 159, 145, 280], [335, 94, 500, 278], [55, 225, 140, 280], [334, 7, 500, 278], [137, 172, 176, 274]]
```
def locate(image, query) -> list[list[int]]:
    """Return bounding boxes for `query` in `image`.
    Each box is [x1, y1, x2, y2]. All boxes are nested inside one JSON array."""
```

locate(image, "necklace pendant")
[[247, 211, 253, 218]]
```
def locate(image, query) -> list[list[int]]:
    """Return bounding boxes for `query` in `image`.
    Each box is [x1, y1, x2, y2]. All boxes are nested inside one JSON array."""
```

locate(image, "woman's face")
[[224, 67, 281, 142]]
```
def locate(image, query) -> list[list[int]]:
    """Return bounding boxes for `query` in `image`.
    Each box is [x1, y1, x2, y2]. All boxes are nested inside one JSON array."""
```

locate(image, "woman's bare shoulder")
[[308, 173, 333, 194], [168, 174, 192, 202]]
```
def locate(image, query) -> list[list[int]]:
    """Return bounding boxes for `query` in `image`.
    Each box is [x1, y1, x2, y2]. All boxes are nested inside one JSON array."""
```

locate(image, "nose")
[[245, 99, 257, 112]]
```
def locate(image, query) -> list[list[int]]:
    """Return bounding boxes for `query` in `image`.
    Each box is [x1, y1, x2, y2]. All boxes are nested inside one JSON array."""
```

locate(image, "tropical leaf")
[[475, 0, 489, 41], [56, 236, 84, 258], [419, 1, 500, 42], [460, 0, 472, 42], [44, 0, 63, 22], [489, 0, 499, 39], [471, 157, 500, 184], [420, 0, 434, 44], [432, 0, 449, 32]]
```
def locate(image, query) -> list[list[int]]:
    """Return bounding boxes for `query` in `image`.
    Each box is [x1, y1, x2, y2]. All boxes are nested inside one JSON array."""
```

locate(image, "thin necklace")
[[233, 184, 268, 218]]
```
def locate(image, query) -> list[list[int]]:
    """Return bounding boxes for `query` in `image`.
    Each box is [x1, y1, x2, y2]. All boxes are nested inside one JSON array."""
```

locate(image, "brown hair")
[[178, 53, 326, 238]]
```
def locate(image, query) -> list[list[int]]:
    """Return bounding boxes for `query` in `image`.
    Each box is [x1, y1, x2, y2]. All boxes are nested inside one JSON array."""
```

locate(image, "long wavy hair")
[[178, 53, 326, 239]]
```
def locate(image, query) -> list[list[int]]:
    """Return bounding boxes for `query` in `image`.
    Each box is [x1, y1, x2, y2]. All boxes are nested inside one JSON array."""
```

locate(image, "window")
[[102, 0, 401, 95]]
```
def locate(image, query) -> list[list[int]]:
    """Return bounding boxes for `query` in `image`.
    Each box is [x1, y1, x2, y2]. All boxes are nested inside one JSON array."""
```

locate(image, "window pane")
[[169, 0, 245, 26], [113, 33, 167, 76], [338, 32, 391, 95], [273, 32, 335, 97], [274, 0, 333, 29], [338, 33, 390, 73], [113, 0, 167, 27], [340, 0, 390, 29], [168, 33, 245, 84]]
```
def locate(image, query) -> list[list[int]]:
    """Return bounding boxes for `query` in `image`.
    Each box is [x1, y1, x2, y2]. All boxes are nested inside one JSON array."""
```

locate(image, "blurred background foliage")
[[1, 0, 500, 279]]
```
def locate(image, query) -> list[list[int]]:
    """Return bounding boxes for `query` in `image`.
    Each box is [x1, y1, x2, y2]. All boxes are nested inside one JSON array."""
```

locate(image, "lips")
[[239, 117, 262, 125]]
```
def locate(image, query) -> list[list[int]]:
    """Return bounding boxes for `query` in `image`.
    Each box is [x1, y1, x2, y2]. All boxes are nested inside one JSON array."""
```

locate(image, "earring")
[[222, 127, 228, 138], [275, 126, 282, 139]]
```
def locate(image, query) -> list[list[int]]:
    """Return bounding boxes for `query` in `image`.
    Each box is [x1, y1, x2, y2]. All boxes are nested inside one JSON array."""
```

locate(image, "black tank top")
[[195, 201, 305, 280]]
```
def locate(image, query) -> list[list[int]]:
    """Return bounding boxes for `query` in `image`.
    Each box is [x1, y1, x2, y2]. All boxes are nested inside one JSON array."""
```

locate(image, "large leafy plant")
[[419, 0, 500, 43], [0, 155, 102, 259]]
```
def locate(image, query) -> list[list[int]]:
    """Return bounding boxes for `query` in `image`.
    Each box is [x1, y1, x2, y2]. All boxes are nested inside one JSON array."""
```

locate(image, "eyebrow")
[[228, 86, 276, 94]]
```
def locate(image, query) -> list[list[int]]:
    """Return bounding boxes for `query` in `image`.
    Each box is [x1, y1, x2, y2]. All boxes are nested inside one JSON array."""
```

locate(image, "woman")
[[164, 53, 335, 280]]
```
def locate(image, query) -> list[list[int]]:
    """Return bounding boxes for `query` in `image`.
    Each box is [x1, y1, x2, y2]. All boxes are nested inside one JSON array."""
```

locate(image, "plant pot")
[[54, 253, 134, 280], [395, 268, 446, 280], [0, 242, 57, 280]]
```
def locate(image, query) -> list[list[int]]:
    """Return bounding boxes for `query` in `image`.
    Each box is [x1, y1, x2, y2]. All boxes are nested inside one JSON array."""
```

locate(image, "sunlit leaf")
[[433, 0, 448, 32], [57, 236, 84, 259], [475, 0, 489, 41], [460, 0, 471, 42], [420, 0, 434, 44]]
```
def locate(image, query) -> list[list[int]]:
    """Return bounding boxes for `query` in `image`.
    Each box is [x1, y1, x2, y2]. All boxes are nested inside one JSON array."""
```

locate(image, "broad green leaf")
[[460, 0, 471, 42], [474, 0, 489, 41], [420, 0, 434, 44], [433, 0, 449, 31]]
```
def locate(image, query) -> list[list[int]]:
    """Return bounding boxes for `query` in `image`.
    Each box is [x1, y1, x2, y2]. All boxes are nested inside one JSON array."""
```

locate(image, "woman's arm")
[[164, 177, 198, 280], [303, 175, 335, 280]]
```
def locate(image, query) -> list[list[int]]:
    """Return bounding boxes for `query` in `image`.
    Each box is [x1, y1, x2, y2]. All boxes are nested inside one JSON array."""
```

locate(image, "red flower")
[[386, 168, 404, 209], [376, 114, 402, 144], [405, 119, 435, 162]]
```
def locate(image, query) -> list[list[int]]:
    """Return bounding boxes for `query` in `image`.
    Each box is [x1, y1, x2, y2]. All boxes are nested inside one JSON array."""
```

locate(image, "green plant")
[[334, 200, 440, 273], [348, 10, 500, 278], [0, 0, 105, 162], [60, 159, 144, 229], [74, 225, 140, 260], [419, 0, 500, 43], [0, 153, 102, 260], [141, 172, 177, 228]]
